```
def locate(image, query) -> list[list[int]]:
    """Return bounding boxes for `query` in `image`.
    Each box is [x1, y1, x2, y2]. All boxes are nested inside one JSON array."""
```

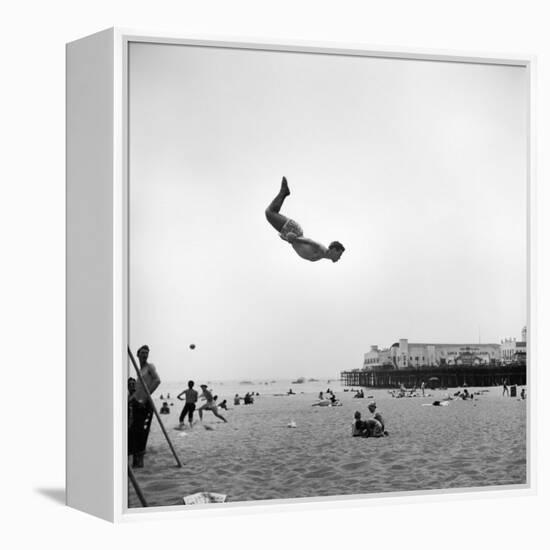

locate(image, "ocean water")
[[152, 378, 349, 403]]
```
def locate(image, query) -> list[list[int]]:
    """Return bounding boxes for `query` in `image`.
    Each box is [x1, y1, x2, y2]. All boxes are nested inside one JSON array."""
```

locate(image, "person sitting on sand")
[[234, 394, 240, 405], [367, 401, 387, 435], [218, 399, 228, 410], [198, 384, 227, 423], [265, 177, 345, 263], [319, 391, 324, 400], [352, 411, 370, 437], [352, 411, 385, 438], [159, 402, 170, 414], [177, 380, 198, 429]]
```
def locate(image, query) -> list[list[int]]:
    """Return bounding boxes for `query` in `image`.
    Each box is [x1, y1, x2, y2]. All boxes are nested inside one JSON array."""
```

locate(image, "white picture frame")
[[66, 27, 536, 522]]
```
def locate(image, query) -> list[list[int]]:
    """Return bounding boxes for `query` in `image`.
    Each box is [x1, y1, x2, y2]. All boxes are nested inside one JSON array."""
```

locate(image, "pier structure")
[[340, 364, 526, 389], [345, 331, 528, 389]]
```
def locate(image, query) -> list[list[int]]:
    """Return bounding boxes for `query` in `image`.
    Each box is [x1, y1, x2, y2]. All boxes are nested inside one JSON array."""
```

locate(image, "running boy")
[[198, 384, 228, 423]]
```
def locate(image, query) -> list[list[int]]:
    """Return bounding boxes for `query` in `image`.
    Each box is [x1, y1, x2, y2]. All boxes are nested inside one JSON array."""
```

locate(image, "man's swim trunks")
[[279, 218, 304, 241], [201, 401, 219, 413]]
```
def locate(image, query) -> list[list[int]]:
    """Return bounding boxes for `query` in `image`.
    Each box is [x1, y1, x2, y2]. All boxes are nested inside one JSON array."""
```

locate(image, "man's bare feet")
[[281, 176, 290, 196]]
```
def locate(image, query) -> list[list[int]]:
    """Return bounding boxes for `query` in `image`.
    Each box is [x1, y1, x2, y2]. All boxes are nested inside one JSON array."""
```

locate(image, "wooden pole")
[[128, 346, 183, 468], [128, 465, 148, 507]]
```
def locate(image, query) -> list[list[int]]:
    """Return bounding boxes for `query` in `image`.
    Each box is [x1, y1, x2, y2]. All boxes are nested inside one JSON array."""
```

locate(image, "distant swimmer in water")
[[265, 177, 345, 263]]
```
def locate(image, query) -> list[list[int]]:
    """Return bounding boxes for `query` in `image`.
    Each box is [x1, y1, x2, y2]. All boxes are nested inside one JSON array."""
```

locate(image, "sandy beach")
[[128, 384, 527, 508]]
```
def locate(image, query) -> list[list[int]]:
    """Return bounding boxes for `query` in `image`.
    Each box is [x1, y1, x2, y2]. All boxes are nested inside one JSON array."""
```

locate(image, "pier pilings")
[[340, 364, 526, 388]]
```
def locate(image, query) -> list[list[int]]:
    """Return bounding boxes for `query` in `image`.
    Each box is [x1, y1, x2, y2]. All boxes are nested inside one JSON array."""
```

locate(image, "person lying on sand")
[[265, 177, 345, 263], [198, 384, 227, 423]]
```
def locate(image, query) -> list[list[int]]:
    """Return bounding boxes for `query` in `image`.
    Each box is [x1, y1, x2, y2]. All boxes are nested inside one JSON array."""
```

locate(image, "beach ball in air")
[[189, 344, 196, 350]]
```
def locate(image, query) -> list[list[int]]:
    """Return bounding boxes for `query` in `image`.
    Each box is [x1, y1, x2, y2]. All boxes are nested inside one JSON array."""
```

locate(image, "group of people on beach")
[[234, 392, 256, 405], [352, 401, 388, 438], [176, 380, 228, 429], [128, 345, 228, 468], [313, 389, 340, 406]]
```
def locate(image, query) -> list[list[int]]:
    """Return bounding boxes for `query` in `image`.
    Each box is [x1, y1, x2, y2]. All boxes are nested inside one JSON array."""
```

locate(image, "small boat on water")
[[291, 377, 306, 384]]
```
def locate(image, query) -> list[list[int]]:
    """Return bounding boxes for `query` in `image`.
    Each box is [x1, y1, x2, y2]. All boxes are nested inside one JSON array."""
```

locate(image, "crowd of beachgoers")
[[128, 348, 526, 508]]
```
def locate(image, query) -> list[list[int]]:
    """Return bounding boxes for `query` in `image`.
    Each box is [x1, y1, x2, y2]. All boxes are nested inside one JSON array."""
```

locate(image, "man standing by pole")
[[128, 345, 160, 468]]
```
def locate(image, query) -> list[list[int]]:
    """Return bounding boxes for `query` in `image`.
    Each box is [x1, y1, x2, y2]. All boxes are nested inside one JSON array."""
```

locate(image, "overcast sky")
[[129, 42, 527, 382]]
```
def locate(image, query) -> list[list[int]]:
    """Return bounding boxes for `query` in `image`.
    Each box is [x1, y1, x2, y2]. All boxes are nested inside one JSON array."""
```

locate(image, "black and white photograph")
[[126, 41, 528, 508]]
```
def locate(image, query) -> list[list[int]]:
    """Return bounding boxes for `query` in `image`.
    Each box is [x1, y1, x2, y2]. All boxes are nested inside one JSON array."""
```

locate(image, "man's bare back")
[[286, 235, 327, 262]]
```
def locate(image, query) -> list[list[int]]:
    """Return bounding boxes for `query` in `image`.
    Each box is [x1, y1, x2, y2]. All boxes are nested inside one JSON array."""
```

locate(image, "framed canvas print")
[[66, 28, 535, 522]]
